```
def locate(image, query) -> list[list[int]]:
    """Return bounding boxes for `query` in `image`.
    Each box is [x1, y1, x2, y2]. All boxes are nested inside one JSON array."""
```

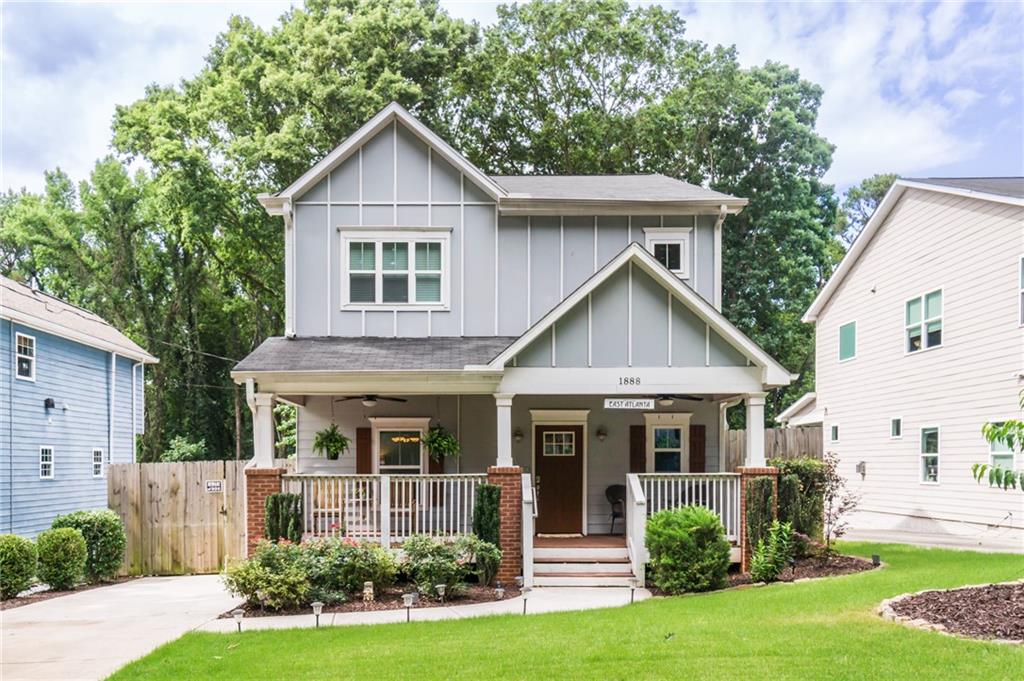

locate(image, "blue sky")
[[2, 1, 1022, 194]]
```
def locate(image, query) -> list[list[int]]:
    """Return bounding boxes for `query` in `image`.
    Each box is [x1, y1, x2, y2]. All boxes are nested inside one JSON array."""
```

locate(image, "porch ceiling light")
[[657, 397, 674, 407], [362, 396, 378, 408]]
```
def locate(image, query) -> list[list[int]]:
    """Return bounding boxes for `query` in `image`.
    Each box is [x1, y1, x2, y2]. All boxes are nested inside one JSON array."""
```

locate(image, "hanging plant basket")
[[424, 426, 460, 462], [312, 424, 350, 460]]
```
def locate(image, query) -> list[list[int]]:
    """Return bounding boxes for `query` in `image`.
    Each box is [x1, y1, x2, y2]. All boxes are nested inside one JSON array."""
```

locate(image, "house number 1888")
[[618, 376, 641, 385]]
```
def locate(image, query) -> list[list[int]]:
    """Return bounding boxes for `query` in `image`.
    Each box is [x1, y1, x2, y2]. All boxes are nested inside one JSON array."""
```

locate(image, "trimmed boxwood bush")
[[0, 534, 37, 598], [223, 539, 309, 610], [265, 493, 302, 543], [646, 505, 731, 593], [455, 534, 502, 586], [472, 484, 501, 547], [36, 527, 87, 590], [300, 537, 397, 597], [51, 509, 126, 582]]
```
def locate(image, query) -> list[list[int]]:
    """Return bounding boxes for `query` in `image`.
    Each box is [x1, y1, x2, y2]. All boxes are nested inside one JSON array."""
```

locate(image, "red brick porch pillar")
[[245, 467, 285, 556], [487, 466, 523, 583], [737, 466, 779, 572]]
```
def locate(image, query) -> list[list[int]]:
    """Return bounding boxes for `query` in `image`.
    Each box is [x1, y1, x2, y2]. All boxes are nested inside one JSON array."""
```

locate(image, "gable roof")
[[485, 242, 794, 386], [775, 391, 821, 426], [262, 102, 507, 209], [0, 276, 158, 363], [803, 177, 1024, 322], [491, 174, 745, 207]]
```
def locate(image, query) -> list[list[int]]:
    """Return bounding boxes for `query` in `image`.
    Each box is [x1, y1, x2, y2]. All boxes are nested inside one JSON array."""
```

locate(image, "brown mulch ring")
[[888, 583, 1024, 642], [728, 553, 877, 587], [221, 584, 521, 618], [0, 576, 139, 611]]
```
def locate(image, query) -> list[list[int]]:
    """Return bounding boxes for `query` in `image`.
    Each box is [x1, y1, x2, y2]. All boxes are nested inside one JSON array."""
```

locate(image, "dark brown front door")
[[534, 425, 584, 534]]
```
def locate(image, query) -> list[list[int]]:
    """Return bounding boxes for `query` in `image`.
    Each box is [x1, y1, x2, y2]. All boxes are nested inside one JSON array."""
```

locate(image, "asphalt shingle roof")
[[906, 177, 1024, 200], [233, 336, 518, 373], [490, 173, 743, 203]]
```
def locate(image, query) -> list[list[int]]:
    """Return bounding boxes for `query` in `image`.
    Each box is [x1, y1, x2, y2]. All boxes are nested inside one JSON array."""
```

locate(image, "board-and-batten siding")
[[815, 188, 1024, 534], [290, 119, 719, 338], [0, 320, 141, 536]]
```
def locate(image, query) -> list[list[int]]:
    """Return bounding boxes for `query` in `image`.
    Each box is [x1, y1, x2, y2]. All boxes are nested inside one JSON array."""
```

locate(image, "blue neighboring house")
[[1, 275, 158, 536]]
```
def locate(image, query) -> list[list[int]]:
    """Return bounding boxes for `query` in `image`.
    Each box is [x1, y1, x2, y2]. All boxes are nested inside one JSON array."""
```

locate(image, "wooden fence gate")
[[107, 460, 247, 575]]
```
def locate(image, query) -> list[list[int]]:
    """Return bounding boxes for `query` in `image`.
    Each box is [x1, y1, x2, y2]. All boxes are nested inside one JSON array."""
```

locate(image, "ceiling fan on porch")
[[654, 394, 704, 406], [334, 395, 408, 408]]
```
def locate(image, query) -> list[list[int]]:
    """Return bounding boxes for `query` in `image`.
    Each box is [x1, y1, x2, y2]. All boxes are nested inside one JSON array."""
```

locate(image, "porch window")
[[16, 333, 35, 381], [378, 430, 423, 473], [343, 232, 449, 308], [653, 428, 683, 472], [906, 290, 942, 352], [920, 427, 939, 483]]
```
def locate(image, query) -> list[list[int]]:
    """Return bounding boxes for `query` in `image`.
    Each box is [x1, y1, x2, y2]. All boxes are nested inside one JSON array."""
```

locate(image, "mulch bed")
[[0, 576, 139, 611], [889, 583, 1024, 642], [728, 553, 876, 587], [221, 584, 521, 618]]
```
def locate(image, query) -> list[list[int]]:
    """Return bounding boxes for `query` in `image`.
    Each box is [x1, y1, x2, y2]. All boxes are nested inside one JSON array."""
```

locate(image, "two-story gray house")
[[233, 103, 793, 585]]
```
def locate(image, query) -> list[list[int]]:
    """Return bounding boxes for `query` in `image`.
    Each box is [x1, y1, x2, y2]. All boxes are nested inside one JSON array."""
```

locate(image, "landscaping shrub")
[[749, 520, 795, 583], [771, 457, 825, 544], [223, 539, 309, 610], [401, 534, 466, 598], [745, 475, 775, 550], [301, 537, 397, 597], [472, 484, 501, 547], [36, 528, 87, 590], [455, 534, 502, 586], [264, 493, 302, 543], [51, 509, 126, 582], [646, 505, 731, 593], [0, 534, 37, 598]]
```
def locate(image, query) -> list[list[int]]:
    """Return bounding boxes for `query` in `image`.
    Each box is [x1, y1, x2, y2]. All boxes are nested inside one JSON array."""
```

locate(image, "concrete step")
[[534, 546, 628, 560], [534, 555, 630, 564], [533, 561, 632, 575], [533, 574, 636, 587]]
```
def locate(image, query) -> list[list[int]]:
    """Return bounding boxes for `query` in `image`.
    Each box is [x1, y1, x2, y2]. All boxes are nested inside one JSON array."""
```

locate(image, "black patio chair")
[[605, 484, 627, 535]]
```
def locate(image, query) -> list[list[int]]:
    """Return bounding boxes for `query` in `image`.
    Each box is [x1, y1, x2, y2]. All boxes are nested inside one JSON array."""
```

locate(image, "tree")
[[274, 404, 297, 458], [821, 452, 860, 551], [837, 173, 898, 246]]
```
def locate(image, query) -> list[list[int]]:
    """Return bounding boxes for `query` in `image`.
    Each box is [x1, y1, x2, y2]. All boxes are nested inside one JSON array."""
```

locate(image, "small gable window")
[[906, 289, 942, 352], [838, 321, 856, 361], [16, 333, 35, 381], [343, 232, 449, 308], [644, 228, 691, 279]]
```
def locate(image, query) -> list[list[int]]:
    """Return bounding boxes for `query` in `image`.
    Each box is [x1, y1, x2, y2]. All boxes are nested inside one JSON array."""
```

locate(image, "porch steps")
[[532, 541, 635, 587]]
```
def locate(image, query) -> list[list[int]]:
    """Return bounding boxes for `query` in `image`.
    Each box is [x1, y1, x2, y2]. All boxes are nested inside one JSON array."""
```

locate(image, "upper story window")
[[905, 289, 942, 353], [15, 333, 35, 381], [644, 228, 691, 279], [343, 232, 449, 308], [838, 321, 856, 361]]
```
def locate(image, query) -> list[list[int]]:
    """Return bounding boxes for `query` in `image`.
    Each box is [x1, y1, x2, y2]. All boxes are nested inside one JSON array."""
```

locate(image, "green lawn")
[[111, 543, 1023, 680]]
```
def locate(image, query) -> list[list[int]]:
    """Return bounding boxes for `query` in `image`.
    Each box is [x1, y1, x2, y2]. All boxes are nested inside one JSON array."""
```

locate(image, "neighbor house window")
[[378, 430, 423, 473], [988, 423, 1016, 471], [920, 427, 939, 483], [906, 290, 942, 352], [644, 228, 691, 279], [39, 446, 54, 479], [838, 322, 856, 361], [15, 333, 35, 380], [92, 449, 104, 478], [890, 418, 902, 439], [343, 233, 449, 307], [830, 425, 839, 442]]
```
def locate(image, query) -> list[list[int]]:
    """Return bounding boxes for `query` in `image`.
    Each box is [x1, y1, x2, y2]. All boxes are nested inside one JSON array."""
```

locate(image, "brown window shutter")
[[356, 427, 372, 474], [689, 424, 706, 473], [629, 425, 646, 473]]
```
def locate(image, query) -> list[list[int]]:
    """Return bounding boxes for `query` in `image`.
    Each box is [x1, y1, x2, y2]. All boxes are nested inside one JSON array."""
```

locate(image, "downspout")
[[8, 322, 14, 531], [131, 362, 142, 463], [109, 352, 117, 464], [720, 396, 743, 471], [283, 201, 296, 338], [713, 204, 727, 311]]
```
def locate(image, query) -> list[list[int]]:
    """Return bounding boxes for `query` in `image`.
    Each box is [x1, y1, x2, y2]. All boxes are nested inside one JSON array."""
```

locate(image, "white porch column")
[[494, 393, 515, 468], [251, 392, 276, 467], [744, 392, 767, 468]]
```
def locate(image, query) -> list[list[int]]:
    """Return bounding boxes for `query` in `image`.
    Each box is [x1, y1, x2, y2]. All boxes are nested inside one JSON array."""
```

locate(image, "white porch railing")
[[637, 473, 742, 541], [521, 473, 536, 587], [282, 473, 487, 545], [625, 474, 648, 586]]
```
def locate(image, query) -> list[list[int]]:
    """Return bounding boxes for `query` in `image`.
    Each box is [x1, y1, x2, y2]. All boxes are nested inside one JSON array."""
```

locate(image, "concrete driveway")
[[1, 575, 237, 681]]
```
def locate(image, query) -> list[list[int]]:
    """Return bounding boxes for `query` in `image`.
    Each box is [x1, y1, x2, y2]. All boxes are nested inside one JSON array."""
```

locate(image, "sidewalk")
[[845, 528, 1023, 554], [198, 586, 652, 632]]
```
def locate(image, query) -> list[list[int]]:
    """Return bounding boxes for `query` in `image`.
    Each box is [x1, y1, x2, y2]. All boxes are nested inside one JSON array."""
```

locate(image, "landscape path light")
[[231, 609, 245, 633], [436, 584, 447, 604], [521, 586, 532, 615], [312, 601, 324, 628], [402, 592, 416, 622]]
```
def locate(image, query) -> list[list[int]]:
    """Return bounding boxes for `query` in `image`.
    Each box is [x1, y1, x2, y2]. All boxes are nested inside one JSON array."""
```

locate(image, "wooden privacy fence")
[[723, 427, 822, 471]]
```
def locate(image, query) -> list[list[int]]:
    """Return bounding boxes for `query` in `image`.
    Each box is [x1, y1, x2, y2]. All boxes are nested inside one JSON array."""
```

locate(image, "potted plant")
[[312, 424, 350, 460], [424, 425, 460, 462]]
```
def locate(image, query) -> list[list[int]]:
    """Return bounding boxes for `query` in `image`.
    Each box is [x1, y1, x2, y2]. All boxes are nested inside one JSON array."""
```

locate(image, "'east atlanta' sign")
[[604, 398, 654, 410]]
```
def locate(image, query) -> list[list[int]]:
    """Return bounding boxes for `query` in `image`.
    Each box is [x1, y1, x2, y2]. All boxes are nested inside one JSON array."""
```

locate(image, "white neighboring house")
[[802, 177, 1024, 550]]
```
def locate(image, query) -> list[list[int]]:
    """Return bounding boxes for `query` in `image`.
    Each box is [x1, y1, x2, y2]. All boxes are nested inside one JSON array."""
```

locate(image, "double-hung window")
[[920, 427, 939, 483], [838, 321, 856, 361], [644, 413, 690, 473], [344, 233, 448, 307], [16, 333, 35, 381], [988, 423, 1016, 471], [378, 430, 423, 474], [93, 449, 105, 478], [906, 290, 942, 352], [644, 228, 691, 279], [39, 446, 54, 479]]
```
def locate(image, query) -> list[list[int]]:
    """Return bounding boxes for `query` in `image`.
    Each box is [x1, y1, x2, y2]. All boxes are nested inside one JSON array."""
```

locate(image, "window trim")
[[987, 421, 1017, 471], [838, 320, 857, 362], [643, 412, 691, 473], [39, 445, 54, 480], [368, 416, 431, 474], [829, 424, 840, 443], [889, 417, 903, 440], [919, 425, 940, 485], [15, 332, 36, 382], [340, 228, 452, 311], [643, 228, 692, 279], [92, 448, 105, 478], [904, 288, 943, 355]]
